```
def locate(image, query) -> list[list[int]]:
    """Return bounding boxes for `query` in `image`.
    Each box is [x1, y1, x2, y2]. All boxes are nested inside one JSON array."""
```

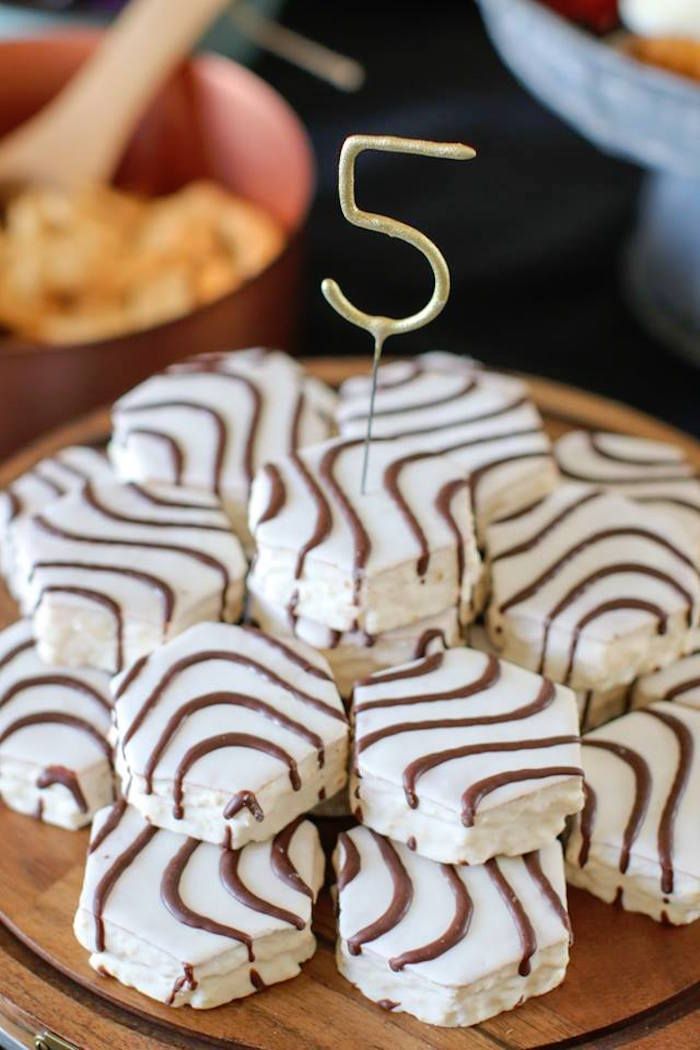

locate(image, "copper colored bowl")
[[0, 31, 315, 458]]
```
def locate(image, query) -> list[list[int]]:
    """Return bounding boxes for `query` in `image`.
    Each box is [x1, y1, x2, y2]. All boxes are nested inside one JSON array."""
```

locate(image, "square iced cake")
[[486, 484, 700, 692], [12, 479, 246, 673], [0, 619, 113, 828], [333, 826, 571, 1027], [113, 623, 349, 847], [74, 803, 323, 1008], [351, 647, 583, 864], [565, 701, 700, 924]]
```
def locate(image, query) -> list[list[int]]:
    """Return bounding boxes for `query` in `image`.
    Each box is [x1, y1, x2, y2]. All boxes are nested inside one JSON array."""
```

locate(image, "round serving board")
[[0, 359, 698, 1050]]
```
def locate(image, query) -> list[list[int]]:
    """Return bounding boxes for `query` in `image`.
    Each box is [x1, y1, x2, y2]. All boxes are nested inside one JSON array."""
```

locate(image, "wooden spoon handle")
[[0, 0, 229, 189]]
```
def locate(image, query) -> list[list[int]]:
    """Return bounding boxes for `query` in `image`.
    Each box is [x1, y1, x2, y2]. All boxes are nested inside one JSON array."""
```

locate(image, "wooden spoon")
[[0, 0, 229, 194]]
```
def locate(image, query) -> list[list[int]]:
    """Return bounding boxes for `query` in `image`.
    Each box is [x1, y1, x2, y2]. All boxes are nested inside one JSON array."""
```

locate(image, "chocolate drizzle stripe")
[[434, 477, 470, 587], [271, 817, 314, 899], [539, 563, 695, 678], [582, 739, 652, 873], [341, 376, 478, 424], [577, 781, 597, 868], [499, 527, 698, 615], [118, 397, 227, 493], [0, 673, 111, 713], [523, 850, 572, 943], [564, 598, 669, 684], [486, 858, 537, 976], [220, 849, 305, 929], [0, 711, 112, 759], [318, 441, 371, 612], [161, 837, 254, 959], [664, 674, 700, 702], [30, 467, 65, 497], [462, 766, 583, 828], [589, 433, 690, 469], [389, 864, 472, 971], [560, 465, 696, 486], [288, 452, 333, 583], [356, 678, 556, 754], [35, 585, 124, 672], [383, 453, 434, 576], [359, 651, 445, 688], [142, 690, 325, 793], [636, 496, 700, 514], [403, 735, 580, 816], [491, 495, 549, 526], [121, 648, 344, 754], [347, 831, 413, 955], [337, 832, 361, 892], [0, 638, 37, 673], [37, 765, 87, 813], [258, 465, 286, 525], [355, 653, 499, 713], [126, 484, 222, 512], [114, 654, 149, 701], [122, 428, 184, 485], [172, 733, 300, 820], [84, 483, 231, 532], [224, 791, 264, 822], [33, 511, 232, 621], [492, 490, 602, 564], [413, 629, 448, 660], [640, 708, 694, 894], [89, 799, 128, 854], [31, 560, 175, 628], [243, 627, 332, 681], [2, 489, 22, 523], [93, 823, 158, 952]]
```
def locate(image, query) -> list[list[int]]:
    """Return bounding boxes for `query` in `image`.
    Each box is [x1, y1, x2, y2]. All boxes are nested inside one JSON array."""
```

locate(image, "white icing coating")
[[555, 431, 700, 559], [113, 623, 349, 847], [248, 581, 459, 698], [335, 354, 557, 541], [565, 701, 700, 924], [0, 445, 112, 594], [0, 619, 113, 829], [12, 480, 246, 674], [249, 435, 482, 636], [486, 484, 700, 692], [630, 629, 700, 712], [333, 827, 570, 1027], [74, 803, 324, 1008], [467, 622, 629, 732], [621, 0, 700, 40], [351, 647, 583, 864], [110, 348, 336, 545]]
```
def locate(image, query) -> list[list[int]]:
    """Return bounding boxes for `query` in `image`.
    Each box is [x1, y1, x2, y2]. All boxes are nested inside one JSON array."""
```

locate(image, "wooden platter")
[[0, 359, 698, 1050]]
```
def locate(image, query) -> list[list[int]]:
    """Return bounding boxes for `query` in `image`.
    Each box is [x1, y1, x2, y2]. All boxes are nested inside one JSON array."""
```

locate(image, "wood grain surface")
[[0, 360, 698, 1050]]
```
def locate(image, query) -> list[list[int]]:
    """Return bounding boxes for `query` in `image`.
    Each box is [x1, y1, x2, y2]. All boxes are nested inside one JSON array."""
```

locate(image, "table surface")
[[256, 0, 699, 437]]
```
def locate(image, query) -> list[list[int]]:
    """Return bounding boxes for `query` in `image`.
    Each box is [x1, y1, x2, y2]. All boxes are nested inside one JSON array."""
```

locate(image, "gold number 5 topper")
[[321, 134, 476, 492]]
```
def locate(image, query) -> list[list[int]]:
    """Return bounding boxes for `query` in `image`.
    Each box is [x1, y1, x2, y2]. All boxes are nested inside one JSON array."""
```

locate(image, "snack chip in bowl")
[[0, 181, 285, 345]]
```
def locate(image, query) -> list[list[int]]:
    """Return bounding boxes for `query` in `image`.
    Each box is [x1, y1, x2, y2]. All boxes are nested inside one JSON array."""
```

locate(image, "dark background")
[[255, 0, 699, 436]]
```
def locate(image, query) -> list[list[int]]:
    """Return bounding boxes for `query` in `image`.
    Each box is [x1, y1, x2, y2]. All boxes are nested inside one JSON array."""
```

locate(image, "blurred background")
[[0, 0, 697, 447]]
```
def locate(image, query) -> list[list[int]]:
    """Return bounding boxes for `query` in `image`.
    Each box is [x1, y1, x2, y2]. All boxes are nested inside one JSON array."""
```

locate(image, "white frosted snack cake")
[[565, 702, 700, 925], [335, 353, 558, 542], [0, 445, 112, 594], [555, 431, 700, 557], [110, 348, 336, 546], [351, 647, 583, 865], [629, 630, 700, 712], [333, 826, 571, 1028], [0, 620, 113, 828], [249, 435, 482, 638], [74, 803, 323, 1008], [12, 480, 246, 674], [113, 623, 349, 847], [249, 581, 458, 698], [486, 484, 700, 692], [467, 623, 629, 732]]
